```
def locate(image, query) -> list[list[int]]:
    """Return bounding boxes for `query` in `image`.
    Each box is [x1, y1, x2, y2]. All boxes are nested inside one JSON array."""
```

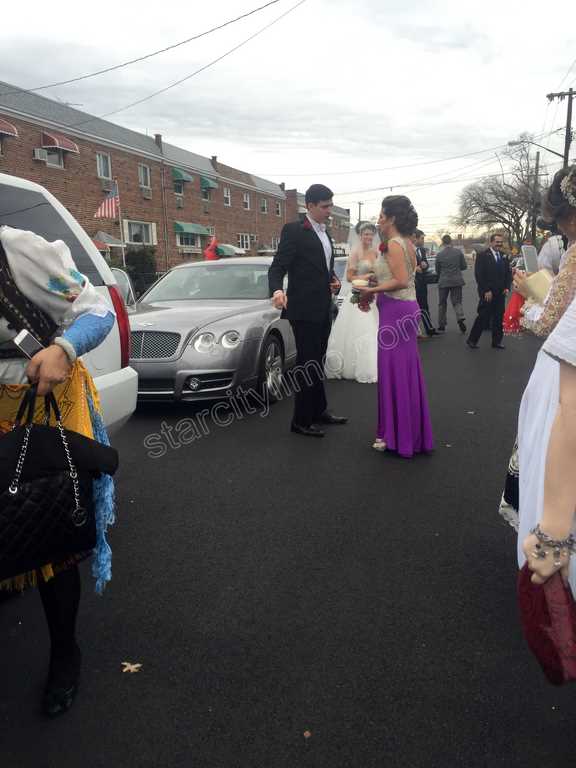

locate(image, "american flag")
[[94, 181, 119, 219]]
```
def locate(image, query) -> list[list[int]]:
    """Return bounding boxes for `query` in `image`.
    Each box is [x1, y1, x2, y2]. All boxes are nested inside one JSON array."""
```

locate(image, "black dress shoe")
[[291, 423, 325, 437], [317, 411, 348, 425], [466, 340, 479, 349], [42, 645, 81, 718], [492, 343, 506, 350], [458, 320, 467, 334]]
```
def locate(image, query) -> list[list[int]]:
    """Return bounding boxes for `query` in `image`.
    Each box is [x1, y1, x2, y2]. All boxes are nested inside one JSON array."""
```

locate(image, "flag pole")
[[115, 178, 127, 269]]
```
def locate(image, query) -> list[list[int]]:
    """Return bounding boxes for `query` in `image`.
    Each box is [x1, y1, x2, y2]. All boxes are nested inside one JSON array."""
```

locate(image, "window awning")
[[216, 244, 237, 257], [95, 230, 124, 247], [0, 118, 18, 138], [174, 221, 211, 236], [172, 168, 194, 183], [41, 131, 79, 154], [200, 175, 219, 191], [92, 238, 110, 252]]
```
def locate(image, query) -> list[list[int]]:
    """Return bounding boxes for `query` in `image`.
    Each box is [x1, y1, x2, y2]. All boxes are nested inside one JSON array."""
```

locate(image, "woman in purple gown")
[[359, 195, 434, 457]]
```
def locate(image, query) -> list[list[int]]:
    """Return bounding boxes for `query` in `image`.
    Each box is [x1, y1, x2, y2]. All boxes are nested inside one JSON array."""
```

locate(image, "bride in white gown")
[[325, 223, 380, 383]]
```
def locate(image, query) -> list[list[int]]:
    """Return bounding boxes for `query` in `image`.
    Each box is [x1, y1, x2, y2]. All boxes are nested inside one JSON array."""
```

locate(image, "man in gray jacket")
[[435, 234, 468, 333]]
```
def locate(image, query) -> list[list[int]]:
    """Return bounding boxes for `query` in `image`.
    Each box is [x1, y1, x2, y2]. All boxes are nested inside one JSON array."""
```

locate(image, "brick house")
[[0, 81, 288, 272]]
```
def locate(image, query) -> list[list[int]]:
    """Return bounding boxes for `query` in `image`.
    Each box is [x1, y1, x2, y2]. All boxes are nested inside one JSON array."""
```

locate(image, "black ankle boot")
[[42, 643, 81, 717]]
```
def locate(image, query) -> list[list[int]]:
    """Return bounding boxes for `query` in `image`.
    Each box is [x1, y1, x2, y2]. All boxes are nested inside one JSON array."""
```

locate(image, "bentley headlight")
[[193, 332, 216, 352], [220, 330, 241, 349]]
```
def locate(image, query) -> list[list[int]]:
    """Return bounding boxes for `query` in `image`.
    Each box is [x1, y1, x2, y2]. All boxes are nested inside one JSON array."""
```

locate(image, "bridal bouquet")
[[350, 277, 377, 312]]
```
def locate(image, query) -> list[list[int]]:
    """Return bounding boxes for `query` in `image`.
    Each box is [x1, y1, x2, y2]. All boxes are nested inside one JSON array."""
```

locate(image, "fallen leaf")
[[122, 662, 143, 674]]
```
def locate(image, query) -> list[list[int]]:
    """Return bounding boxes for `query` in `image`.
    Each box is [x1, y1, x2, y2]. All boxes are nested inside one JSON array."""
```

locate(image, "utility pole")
[[531, 150, 540, 242], [546, 87, 574, 168], [356, 201, 363, 223]]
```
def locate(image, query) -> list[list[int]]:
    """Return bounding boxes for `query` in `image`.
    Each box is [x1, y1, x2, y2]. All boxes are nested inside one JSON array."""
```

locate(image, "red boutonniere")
[[302, 218, 313, 231], [379, 242, 387, 253]]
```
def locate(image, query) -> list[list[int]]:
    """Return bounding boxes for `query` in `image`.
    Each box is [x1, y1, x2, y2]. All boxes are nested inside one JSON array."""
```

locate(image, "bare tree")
[[454, 138, 546, 246]]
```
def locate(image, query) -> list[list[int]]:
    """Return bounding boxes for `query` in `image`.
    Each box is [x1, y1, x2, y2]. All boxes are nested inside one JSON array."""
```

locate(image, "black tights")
[[38, 565, 81, 658]]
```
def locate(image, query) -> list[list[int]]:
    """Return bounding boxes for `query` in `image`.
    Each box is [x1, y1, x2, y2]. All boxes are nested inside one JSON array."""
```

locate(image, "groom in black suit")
[[268, 184, 348, 437], [467, 232, 512, 349]]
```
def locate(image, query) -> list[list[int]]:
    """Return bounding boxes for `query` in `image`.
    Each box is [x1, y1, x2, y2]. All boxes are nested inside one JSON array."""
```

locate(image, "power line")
[[260, 128, 563, 178], [0, 0, 284, 98], [558, 57, 576, 90], [66, 0, 307, 129]]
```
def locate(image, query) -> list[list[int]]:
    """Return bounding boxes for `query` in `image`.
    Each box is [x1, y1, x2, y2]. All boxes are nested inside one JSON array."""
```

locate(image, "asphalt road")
[[2, 283, 574, 768]]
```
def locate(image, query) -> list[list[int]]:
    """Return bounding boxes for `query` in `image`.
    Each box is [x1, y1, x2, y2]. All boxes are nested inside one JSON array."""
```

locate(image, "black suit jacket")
[[474, 248, 512, 296], [268, 220, 336, 323]]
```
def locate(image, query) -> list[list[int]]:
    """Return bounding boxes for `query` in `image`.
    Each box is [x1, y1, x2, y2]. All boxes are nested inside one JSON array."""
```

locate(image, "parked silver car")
[[129, 258, 296, 401]]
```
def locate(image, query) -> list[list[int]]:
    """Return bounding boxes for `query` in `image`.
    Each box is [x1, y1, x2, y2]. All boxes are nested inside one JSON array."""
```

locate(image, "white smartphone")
[[13, 329, 44, 359]]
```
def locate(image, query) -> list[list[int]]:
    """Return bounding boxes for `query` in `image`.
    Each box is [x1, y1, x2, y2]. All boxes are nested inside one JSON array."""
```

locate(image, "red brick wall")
[[0, 113, 287, 272]]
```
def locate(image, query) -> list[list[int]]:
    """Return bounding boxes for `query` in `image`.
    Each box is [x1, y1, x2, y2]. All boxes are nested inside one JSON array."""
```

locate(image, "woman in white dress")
[[507, 166, 576, 592], [325, 223, 380, 383]]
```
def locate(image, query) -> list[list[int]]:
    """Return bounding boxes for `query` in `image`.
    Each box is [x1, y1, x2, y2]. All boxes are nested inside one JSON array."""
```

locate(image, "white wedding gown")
[[325, 256, 379, 384], [517, 293, 576, 592]]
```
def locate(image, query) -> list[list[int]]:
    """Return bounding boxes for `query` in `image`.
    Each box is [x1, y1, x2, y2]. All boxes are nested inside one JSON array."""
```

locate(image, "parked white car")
[[0, 173, 137, 433]]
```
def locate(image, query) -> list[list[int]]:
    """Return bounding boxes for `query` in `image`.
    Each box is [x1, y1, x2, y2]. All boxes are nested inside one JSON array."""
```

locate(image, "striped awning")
[[41, 130, 79, 154], [174, 221, 211, 236], [172, 168, 194, 183], [0, 118, 18, 137], [200, 175, 219, 191]]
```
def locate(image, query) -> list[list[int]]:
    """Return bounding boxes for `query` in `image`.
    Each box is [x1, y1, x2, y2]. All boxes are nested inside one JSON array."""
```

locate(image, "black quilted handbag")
[[0, 387, 119, 582]]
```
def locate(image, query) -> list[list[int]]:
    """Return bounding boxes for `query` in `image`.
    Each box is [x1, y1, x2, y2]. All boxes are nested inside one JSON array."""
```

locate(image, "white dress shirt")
[[307, 214, 332, 270], [491, 247, 501, 263]]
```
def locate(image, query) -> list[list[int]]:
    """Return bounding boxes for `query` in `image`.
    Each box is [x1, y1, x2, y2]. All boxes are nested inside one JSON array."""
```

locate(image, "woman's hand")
[[513, 271, 530, 299], [26, 345, 72, 396], [522, 532, 571, 585]]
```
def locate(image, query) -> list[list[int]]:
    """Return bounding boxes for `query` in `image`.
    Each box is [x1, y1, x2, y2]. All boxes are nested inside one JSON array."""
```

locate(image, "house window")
[[45, 148, 64, 168], [224, 187, 231, 207], [138, 164, 151, 189], [271, 236, 280, 249], [208, 226, 215, 236], [260, 198, 268, 214], [202, 187, 212, 202], [250, 234, 258, 244], [177, 233, 201, 249], [275, 201, 282, 217], [127, 220, 153, 245], [243, 192, 250, 210], [0, 137, 4, 156], [237, 233, 250, 250], [96, 152, 111, 179], [173, 180, 184, 196]]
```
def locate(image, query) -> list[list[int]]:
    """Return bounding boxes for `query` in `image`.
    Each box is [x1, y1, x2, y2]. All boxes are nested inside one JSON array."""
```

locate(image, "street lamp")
[[507, 139, 564, 159]]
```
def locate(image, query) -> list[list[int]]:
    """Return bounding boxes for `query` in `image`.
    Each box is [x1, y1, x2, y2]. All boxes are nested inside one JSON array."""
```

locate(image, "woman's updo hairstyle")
[[381, 195, 418, 235], [544, 165, 576, 223], [357, 221, 377, 236]]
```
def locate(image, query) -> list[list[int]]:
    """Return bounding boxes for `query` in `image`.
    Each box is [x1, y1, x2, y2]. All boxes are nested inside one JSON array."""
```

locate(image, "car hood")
[[129, 299, 268, 332]]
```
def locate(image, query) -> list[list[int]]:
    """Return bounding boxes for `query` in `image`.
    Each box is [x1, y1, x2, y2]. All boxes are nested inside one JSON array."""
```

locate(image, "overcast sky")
[[3, 0, 575, 233]]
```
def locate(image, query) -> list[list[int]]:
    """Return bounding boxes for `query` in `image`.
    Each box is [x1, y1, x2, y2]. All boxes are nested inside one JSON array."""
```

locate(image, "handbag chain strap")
[[8, 395, 88, 528]]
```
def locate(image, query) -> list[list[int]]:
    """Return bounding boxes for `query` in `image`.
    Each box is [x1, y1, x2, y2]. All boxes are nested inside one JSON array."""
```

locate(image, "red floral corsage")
[[302, 218, 313, 231]]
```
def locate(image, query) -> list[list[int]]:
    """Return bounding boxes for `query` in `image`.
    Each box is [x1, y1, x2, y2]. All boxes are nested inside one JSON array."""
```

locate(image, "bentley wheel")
[[258, 336, 285, 404]]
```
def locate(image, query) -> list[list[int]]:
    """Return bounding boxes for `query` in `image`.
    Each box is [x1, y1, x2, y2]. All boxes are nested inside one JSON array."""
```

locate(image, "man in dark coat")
[[268, 184, 347, 437], [467, 233, 512, 349]]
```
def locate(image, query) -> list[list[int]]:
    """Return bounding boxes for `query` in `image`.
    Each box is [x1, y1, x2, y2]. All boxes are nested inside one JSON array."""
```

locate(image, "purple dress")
[[376, 237, 434, 457]]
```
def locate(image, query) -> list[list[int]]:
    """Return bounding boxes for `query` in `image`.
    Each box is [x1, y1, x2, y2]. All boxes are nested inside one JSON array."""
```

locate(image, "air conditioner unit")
[[175, 196, 184, 209], [141, 187, 152, 199], [101, 178, 114, 192], [33, 148, 48, 162]]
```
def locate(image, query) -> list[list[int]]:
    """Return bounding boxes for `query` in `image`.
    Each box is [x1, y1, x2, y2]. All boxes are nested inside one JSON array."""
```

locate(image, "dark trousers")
[[289, 317, 331, 427], [468, 292, 506, 346], [415, 280, 434, 335]]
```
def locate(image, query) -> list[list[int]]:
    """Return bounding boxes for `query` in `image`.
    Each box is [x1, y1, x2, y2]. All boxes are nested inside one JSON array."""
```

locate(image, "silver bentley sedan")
[[128, 258, 296, 401]]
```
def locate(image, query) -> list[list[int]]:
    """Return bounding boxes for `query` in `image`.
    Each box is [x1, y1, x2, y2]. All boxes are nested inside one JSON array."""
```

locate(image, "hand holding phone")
[[13, 330, 44, 359]]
